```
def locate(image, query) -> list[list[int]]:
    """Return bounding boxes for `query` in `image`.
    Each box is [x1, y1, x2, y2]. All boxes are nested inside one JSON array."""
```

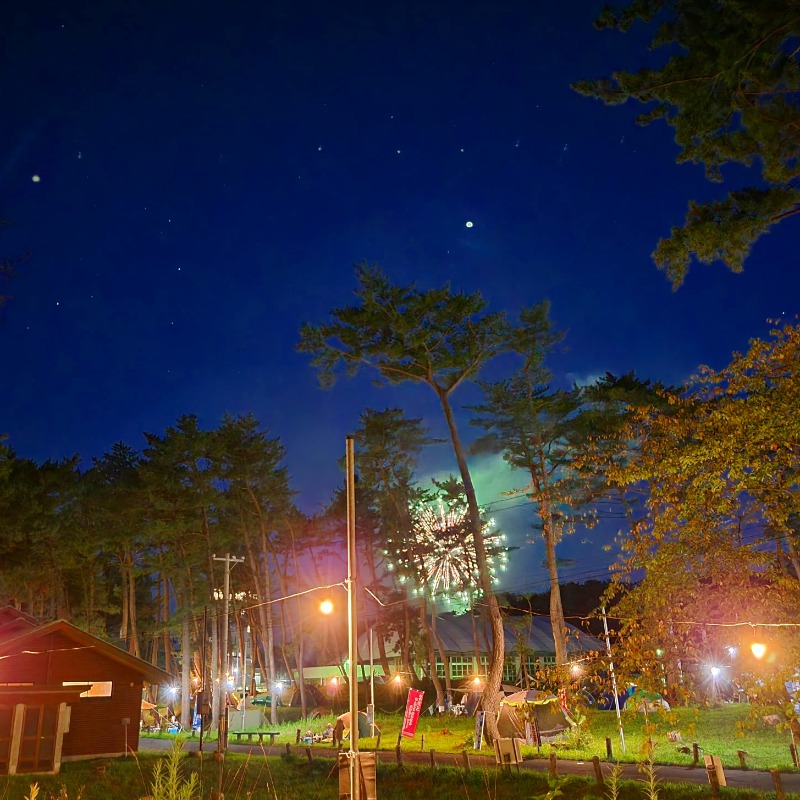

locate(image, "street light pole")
[[346, 435, 360, 800], [242, 618, 249, 732]]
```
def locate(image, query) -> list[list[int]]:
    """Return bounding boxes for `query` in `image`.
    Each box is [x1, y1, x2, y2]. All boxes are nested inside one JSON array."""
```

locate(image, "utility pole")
[[213, 552, 244, 751]]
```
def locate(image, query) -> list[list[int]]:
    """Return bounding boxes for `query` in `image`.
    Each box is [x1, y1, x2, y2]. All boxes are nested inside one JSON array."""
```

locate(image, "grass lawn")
[[145, 703, 798, 771], [0, 745, 791, 800]]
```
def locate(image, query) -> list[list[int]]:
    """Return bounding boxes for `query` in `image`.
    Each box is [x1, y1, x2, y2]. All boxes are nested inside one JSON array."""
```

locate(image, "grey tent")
[[498, 690, 570, 741]]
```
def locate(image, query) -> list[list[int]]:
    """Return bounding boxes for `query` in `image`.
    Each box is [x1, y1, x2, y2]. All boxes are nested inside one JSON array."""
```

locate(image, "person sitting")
[[322, 722, 334, 741]]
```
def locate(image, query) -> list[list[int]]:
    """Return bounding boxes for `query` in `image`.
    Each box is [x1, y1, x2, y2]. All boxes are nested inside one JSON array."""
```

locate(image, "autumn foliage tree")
[[606, 320, 800, 704]]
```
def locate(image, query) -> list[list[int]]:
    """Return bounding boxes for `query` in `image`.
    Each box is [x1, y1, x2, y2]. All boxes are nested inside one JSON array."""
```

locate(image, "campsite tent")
[[334, 711, 378, 740], [623, 689, 670, 713], [498, 689, 570, 741]]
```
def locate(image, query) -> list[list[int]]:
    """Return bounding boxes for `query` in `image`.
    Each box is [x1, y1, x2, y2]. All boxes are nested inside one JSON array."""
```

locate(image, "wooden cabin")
[[0, 607, 172, 775]]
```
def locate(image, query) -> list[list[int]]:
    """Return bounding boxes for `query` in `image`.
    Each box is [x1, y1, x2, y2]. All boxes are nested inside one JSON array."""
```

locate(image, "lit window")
[[63, 681, 113, 698]]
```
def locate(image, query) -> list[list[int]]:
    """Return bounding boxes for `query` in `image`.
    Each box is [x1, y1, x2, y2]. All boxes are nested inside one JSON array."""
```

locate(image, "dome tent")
[[498, 689, 571, 742]]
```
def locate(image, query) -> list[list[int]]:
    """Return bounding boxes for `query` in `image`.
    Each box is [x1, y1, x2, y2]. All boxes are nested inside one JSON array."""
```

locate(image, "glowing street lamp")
[[751, 642, 767, 660], [320, 599, 334, 615]]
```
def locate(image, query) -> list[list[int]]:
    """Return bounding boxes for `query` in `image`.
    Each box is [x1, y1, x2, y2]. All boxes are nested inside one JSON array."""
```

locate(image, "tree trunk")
[[120, 559, 129, 642], [402, 595, 412, 675], [437, 389, 503, 741], [127, 551, 141, 658], [429, 611, 452, 699], [210, 613, 220, 733], [260, 540, 278, 726], [289, 529, 309, 719], [181, 614, 191, 730], [785, 535, 800, 582], [376, 633, 391, 680], [420, 603, 445, 708], [530, 450, 568, 675]]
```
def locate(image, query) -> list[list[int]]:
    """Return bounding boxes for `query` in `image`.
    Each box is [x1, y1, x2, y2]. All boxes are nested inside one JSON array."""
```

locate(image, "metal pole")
[[369, 627, 375, 737], [346, 435, 360, 800], [602, 607, 626, 754], [241, 619, 248, 731]]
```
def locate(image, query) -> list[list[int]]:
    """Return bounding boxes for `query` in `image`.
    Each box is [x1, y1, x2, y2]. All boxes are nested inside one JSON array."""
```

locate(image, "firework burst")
[[386, 498, 508, 601]]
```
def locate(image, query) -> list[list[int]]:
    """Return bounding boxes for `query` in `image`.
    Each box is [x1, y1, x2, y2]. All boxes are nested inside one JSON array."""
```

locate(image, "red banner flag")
[[401, 688, 425, 738]]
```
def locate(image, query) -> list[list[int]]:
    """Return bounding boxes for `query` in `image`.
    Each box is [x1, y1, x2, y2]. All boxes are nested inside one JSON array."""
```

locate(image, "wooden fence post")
[[771, 770, 786, 800], [305, 746, 313, 763], [429, 749, 436, 768], [790, 743, 799, 768], [395, 744, 403, 765], [592, 756, 604, 786], [549, 751, 558, 778], [692, 742, 700, 767], [605, 737, 612, 760], [737, 750, 747, 769], [295, 728, 301, 744], [706, 763, 720, 800], [461, 751, 471, 772]]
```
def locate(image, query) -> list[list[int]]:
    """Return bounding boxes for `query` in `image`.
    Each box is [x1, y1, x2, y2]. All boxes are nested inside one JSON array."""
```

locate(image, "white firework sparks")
[[407, 498, 507, 597]]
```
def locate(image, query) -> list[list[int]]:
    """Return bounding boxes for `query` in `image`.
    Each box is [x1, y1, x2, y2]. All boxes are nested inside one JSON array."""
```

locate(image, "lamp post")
[[241, 618, 249, 732], [345, 435, 360, 800]]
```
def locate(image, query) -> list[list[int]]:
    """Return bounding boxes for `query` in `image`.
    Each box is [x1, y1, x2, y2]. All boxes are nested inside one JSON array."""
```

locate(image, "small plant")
[[142, 739, 201, 800], [542, 776, 565, 800], [606, 761, 623, 800], [26, 783, 84, 800], [51, 789, 84, 800], [642, 754, 660, 800]]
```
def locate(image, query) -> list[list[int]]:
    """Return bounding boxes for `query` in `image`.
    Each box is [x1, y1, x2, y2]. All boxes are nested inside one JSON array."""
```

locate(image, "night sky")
[[2, 0, 796, 594]]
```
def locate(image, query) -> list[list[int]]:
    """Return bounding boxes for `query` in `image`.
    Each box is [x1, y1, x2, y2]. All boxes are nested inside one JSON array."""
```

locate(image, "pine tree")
[[299, 263, 555, 739], [574, 0, 800, 286]]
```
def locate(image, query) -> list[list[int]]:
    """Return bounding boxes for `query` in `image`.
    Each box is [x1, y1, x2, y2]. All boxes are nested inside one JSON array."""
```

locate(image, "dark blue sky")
[[2, 0, 795, 594]]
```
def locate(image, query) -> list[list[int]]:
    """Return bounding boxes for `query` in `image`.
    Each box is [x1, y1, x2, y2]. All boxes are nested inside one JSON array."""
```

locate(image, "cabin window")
[[62, 681, 113, 698]]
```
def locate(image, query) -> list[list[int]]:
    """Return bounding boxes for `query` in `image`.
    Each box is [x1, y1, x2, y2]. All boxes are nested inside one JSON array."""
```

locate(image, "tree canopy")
[[574, 0, 800, 287], [605, 320, 800, 702]]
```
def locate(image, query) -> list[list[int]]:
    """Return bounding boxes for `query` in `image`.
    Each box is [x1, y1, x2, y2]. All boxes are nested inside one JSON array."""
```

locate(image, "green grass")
[[141, 703, 800, 772], [543, 705, 798, 771], [1, 746, 793, 800], [295, 704, 798, 770]]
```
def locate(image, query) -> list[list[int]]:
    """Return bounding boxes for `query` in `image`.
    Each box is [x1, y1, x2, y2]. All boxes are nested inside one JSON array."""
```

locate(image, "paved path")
[[140, 737, 800, 793]]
